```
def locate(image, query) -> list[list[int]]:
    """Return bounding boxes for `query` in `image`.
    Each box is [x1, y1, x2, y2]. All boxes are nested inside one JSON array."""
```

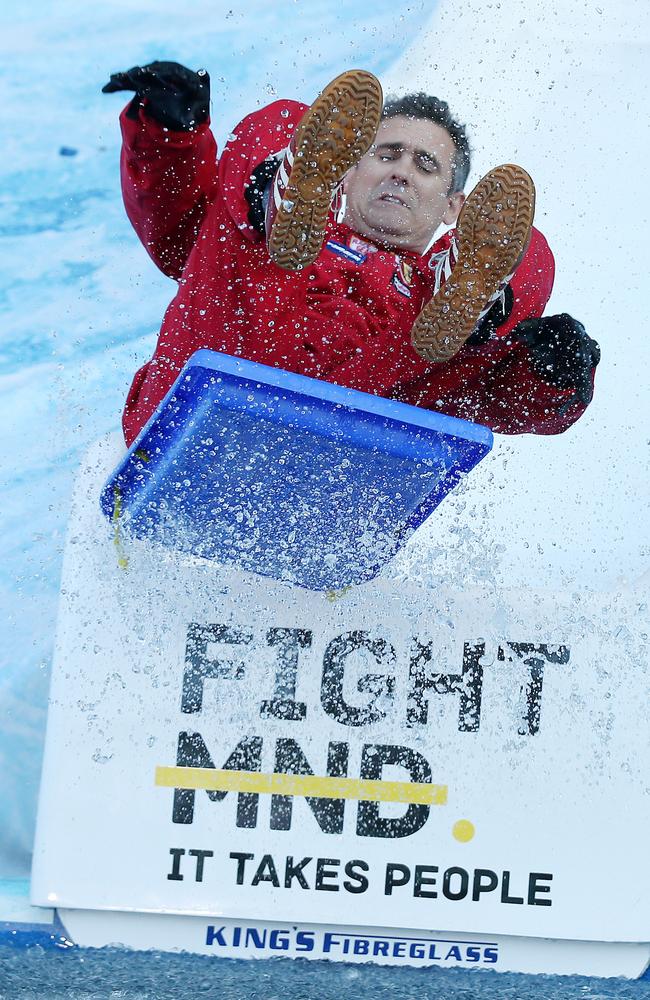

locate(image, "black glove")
[[467, 285, 515, 346], [515, 313, 600, 411], [102, 60, 210, 131]]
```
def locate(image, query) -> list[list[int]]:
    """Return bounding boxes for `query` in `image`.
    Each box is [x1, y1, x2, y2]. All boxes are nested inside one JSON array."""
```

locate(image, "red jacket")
[[119, 98, 589, 446]]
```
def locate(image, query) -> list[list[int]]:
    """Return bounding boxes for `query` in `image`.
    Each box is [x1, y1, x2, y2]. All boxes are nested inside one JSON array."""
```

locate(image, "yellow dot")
[[452, 819, 475, 843]]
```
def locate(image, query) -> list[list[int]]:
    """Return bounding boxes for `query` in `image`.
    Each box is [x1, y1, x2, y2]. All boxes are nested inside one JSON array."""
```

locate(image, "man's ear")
[[442, 191, 465, 226]]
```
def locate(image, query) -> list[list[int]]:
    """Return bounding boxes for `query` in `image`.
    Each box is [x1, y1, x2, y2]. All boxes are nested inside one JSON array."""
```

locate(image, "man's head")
[[343, 93, 471, 254]]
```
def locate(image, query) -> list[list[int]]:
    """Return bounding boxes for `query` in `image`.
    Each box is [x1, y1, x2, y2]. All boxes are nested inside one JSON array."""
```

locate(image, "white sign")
[[32, 436, 650, 948]]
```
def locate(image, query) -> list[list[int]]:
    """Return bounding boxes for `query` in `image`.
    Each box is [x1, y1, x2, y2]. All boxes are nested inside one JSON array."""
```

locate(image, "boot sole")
[[411, 164, 536, 363], [268, 70, 383, 271]]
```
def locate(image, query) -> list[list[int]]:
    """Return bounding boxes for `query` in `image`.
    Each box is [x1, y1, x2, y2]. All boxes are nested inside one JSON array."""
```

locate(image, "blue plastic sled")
[[100, 351, 493, 590]]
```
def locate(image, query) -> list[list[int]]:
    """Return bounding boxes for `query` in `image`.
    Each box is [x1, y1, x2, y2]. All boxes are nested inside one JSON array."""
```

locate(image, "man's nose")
[[388, 157, 417, 185], [389, 167, 410, 186]]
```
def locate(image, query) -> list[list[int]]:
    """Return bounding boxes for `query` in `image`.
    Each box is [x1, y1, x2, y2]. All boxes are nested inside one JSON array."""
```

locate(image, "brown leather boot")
[[266, 69, 383, 271], [411, 164, 536, 362]]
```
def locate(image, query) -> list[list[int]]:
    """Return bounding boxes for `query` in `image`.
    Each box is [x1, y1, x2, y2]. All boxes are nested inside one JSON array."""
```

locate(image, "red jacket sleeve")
[[119, 106, 219, 278], [417, 338, 595, 435]]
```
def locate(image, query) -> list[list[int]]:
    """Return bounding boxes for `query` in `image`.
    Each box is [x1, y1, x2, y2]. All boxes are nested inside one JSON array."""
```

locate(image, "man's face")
[[343, 115, 465, 254]]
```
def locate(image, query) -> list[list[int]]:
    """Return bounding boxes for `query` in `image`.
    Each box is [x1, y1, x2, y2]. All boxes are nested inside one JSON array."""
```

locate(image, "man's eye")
[[418, 159, 438, 173]]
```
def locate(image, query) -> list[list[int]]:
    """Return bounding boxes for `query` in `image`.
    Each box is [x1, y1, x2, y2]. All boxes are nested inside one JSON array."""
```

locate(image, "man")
[[102, 64, 599, 445]]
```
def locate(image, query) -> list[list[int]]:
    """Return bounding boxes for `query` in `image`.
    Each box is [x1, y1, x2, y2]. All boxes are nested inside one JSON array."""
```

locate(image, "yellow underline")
[[155, 767, 447, 806]]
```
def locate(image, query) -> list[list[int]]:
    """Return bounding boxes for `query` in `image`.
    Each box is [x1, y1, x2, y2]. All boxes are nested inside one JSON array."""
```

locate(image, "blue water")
[[0, 946, 649, 1000]]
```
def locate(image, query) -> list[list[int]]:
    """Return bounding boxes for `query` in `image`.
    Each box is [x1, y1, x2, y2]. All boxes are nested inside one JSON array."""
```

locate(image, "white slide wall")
[[384, 0, 650, 592]]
